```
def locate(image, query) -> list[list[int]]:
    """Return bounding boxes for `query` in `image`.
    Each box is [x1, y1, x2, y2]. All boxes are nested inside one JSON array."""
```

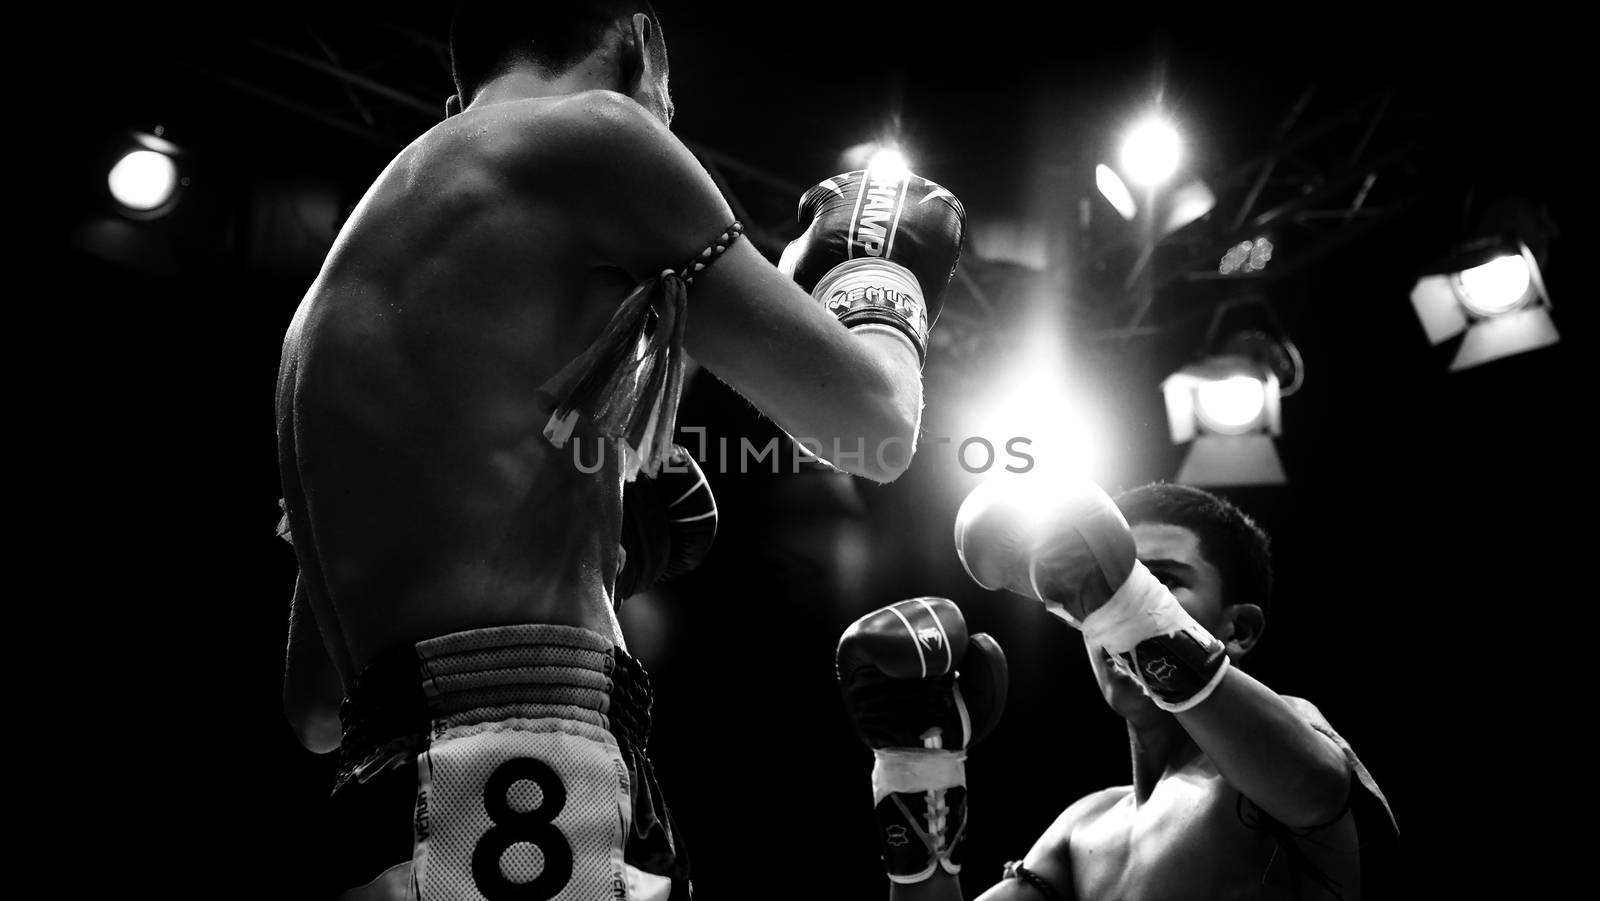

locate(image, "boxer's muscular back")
[[278, 92, 686, 680], [1016, 760, 1360, 900]]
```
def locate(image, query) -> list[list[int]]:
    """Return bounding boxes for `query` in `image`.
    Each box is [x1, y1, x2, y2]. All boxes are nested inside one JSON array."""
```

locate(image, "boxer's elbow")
[[790, 351, 921, 482], [843, 393, 921, 484], [1279, 752, 1355, 829], [836, 327, 923, 483], [1309, 755, 1356, 824], [290, 713, 342, 755], [285, 696, 343, 755], [876, 399, 922, 483]]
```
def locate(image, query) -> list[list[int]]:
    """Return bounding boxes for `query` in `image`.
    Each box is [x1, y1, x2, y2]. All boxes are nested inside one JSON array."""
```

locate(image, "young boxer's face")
[[1085, 522, 1230, 719]]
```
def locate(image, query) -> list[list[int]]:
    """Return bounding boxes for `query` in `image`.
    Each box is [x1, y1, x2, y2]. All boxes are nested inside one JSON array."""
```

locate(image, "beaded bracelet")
[[671, 221, 744, 286], [1001, 861, 1066, 901]]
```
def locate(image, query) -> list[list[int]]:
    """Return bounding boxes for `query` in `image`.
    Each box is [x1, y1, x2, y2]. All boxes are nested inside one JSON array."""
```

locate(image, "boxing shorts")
[[326, 624, 690, 901]]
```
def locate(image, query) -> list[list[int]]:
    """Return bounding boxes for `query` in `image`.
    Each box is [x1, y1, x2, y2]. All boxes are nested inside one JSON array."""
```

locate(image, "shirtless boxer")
[[841, 479, 1398, 899], [275, 3, 965, 899]]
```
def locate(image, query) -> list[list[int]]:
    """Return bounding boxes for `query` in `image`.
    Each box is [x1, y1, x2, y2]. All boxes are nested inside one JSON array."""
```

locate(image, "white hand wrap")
[[810, 257, 930, 362], [871, 748, 967, 805], [1082, 561, 1230, 713], [1082, 562, 1201, 653]]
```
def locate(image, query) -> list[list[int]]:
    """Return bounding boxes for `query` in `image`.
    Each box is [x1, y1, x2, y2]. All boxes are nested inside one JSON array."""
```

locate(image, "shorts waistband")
[[334, 624, 654, 795]]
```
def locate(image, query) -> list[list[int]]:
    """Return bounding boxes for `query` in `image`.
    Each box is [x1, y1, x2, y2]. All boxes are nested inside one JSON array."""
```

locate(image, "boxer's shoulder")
[[441, 91, 671, 177], [1012, 787, 1130, 897], [544, 89, 666, 136], [381, 91, 651, 196], [1037, 786, 1131, 853], [423, 91, 724, 247]]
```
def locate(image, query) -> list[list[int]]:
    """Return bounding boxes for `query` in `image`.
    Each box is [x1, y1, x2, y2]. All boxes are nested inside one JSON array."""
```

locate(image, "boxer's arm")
[[682, 239, 922, 480], [1172, 669, 1352, 830], [538, 92, 922, 482], [970, 878, 1056, 901], [283, 572, 342, 754], [953, 475, 1350, 830]]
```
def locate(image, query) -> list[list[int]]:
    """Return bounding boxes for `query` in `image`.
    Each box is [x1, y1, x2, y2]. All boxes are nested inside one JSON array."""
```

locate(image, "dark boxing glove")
[[616, 444, 717, 601], [779, 169, 967, 365], [837, 597, 1008, 884]]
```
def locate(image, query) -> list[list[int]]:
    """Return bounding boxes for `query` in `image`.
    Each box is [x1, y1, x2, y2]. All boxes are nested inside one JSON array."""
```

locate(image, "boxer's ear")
[[619, 13, 651, 97], [445, 94, 462, 118], [1220, 603, 1265, 659]]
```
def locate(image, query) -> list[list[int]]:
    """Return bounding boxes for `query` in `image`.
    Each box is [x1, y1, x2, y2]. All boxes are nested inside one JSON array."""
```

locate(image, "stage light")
[[73, 129, 192, 271], [1159, 177, 1216, 237], [1163, 353, 1286, 487], [943, 318, 1117, 496], [866, 147, 911, 181], [104, 130, 187, 220], [1409, 235, 1558, 371], [108, 149, 177, 212], [1194, 375, 1267, 434], [1095, 114, 1210, 239], [1096, 163, 1138, 220], [1220, 237, 1274, 275], [1119, 115, 1181, 189], [838, 139, 915, 179], [1456, 253, 1530, 316]]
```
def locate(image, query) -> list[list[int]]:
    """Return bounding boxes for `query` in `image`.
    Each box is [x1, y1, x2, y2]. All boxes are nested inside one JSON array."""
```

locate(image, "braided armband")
[[543, 222, 744, 479]]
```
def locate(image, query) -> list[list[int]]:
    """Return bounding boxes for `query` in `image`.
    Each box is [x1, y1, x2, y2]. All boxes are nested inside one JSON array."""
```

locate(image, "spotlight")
[[109, 150, 177, 212], [1220, 237, 1274, 275], [72, 129, 195, 272], [1094, 114, 1211, 238], [1095, 163, 1138, 220], [866, 147, 911, 181], [1195, 375, 1268, 435], [944, 321, 1116, 495], [837, 140, 914, 179], [1409, 235, 1558, 371], [1162, 353, 1286, 487], [106, 131, 187, 219], [1158, 177, 1215, 237], [1119, 115, 1181, 189]]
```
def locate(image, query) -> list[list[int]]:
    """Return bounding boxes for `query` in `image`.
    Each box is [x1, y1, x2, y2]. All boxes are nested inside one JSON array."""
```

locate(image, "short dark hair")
[[449, 2, 667, 103], [1115, 482, 1274, 617]]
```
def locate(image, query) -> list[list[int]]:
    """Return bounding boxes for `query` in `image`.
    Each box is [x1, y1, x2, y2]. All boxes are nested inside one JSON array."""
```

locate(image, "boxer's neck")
[[469, 58, 624, 111], [1126, 718, 1199, 803]]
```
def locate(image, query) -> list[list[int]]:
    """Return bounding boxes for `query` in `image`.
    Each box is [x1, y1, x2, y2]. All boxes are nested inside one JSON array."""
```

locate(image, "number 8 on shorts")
[[414, 720, 633, 901]]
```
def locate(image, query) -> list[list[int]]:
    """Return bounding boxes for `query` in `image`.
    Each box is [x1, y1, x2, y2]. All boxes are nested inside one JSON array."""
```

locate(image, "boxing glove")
[[778, 169, 967, 365], [837, 597, 1008, 883], [953, 476, 1228, 712], [616, 444, 717, 601]]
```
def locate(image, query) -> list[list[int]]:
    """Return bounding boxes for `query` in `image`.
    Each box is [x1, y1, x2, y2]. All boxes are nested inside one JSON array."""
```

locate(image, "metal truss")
[[1085, 86, 1426, 342], [188, 27, 1431, 377]]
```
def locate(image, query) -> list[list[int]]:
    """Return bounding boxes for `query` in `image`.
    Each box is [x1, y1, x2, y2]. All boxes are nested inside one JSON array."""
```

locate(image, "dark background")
[[53, 5, 1577, 898]]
